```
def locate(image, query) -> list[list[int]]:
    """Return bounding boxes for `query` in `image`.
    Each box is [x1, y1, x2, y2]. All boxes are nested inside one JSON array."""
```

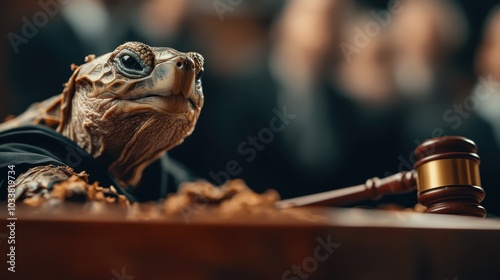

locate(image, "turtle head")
[[58, 42, 204, 186]]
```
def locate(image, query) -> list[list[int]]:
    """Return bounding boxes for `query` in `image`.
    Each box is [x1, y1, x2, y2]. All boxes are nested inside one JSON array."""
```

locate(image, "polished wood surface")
[[1, 204, 499, 280]]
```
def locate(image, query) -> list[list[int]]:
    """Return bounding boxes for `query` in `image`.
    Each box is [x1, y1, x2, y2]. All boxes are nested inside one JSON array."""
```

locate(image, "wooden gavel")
[[276, 136, 486, 217]]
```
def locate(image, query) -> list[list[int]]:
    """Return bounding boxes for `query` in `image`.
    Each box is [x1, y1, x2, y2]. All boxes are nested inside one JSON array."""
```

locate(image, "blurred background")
[[1, 0, 499, 214]]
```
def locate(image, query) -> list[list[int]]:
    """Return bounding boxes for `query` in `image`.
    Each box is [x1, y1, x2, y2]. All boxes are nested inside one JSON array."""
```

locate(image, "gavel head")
[[413, 136, 486, 217]]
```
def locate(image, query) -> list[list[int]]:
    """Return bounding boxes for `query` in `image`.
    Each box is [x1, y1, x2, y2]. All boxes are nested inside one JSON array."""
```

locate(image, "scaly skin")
[[1, 42, 204, 198]]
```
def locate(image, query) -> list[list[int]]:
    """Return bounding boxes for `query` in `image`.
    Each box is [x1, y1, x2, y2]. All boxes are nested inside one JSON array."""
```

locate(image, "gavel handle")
[[275, 171, 417, 209]]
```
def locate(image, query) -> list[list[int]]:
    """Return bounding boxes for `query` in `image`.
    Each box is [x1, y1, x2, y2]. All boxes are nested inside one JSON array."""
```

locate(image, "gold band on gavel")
[[416, 158, 481, 193]]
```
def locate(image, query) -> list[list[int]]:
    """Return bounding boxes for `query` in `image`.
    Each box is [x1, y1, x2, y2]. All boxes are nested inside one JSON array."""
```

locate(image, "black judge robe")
[[0, 125, 193, 202]]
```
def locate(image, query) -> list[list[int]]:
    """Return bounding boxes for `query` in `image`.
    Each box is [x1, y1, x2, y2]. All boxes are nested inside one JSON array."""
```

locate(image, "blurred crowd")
[[1, 0, 500, 213]]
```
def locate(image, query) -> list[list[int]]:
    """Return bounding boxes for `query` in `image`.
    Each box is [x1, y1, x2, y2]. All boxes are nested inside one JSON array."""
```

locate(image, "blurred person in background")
[[331, 6, 408, 192], [391, 0, 468, 100], [269, 0, 409, 206], [336, 11, 398, 108], [269, 0, 347, 197], [453, 0, 499, 77], [270, 0, 340, 95], [470, 5, 500, 214], [474, 5, 500, 148], [389, 0, 469, 144], [269, 0, 343, 175]]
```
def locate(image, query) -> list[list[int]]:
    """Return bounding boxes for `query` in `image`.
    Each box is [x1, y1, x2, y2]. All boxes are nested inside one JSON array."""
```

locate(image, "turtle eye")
[[120, 54, 143, 72], [116, 51, 149, 78], [113, 43, 154, 78]]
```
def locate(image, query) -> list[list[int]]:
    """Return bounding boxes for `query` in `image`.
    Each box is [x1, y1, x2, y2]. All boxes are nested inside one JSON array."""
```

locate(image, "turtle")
[[0, 41, 205, 203]]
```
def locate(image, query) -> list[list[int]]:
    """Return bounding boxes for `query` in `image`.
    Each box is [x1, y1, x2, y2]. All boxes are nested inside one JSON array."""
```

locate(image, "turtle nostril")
[[176, 57, 196, 71]]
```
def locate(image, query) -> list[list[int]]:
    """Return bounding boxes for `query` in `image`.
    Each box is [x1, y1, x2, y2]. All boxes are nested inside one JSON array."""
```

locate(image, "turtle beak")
[[122, 55, 194, 96], [173, 55, 196, 100]]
